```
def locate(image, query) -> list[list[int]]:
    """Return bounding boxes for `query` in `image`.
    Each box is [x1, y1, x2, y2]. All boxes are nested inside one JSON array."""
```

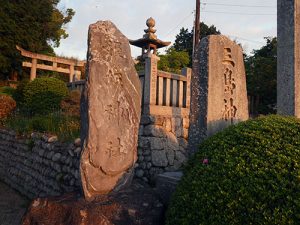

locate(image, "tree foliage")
[[245, 37, 277, 115], [158, 47, 190, 74], [173, 22, 221, 65], [0, 0, 75, 78], [157, 22, 220, 71]]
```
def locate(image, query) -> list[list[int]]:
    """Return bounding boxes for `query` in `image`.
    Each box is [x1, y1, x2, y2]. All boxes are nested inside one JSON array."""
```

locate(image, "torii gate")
[[16, 45, 86, 82]]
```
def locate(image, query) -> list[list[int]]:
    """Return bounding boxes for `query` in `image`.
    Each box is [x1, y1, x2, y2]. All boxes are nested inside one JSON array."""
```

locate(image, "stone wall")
[[135, 114, 189, 182], [0, 129, 81, 199]]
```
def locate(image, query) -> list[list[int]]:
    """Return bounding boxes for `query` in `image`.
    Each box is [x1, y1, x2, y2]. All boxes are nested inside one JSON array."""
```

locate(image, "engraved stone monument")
[[188, 35, 249, 154], [80, 21, 141, 201], [277, 0, 300, 117]]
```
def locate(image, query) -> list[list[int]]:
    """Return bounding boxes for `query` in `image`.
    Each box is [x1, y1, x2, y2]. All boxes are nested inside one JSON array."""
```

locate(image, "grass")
[[1, 112, 80, 142]]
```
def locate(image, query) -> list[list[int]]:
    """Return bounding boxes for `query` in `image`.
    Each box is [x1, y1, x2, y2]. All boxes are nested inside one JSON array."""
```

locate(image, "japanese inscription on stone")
[[80, 21, 141, 201], [222, 48, 237, 123]]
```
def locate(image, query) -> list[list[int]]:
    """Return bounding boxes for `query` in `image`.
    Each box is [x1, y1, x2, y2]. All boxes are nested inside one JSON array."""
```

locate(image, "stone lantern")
[[129, 17, 171, 57]]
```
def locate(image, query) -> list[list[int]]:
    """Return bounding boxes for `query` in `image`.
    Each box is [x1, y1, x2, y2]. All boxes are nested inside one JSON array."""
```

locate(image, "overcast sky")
[[55, 0, 277, 60]]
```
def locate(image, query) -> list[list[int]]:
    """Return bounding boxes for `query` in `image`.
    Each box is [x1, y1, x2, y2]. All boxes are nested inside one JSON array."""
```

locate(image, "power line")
[[163, 11, 194, 38], [227, 35, 266, 45], [201, 2, 276, 8], [202, 10, 276, 16]]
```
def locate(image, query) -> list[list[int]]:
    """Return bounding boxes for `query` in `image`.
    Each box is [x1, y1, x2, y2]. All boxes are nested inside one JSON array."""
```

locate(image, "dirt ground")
[[0, 181, 29, 225]]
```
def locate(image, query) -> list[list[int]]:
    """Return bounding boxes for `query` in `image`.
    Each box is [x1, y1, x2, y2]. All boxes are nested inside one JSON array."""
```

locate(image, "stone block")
[[164, 132, 179, 151], [143, 125, 166, 137], [182, 118, 189, 129], [151, 150, 168, 167], [166, 149, 175, 166], [149, 137, 164, 150], [140, 115, 155, 125], [164, 118, 172, 132], [138, 125, 144, 136]]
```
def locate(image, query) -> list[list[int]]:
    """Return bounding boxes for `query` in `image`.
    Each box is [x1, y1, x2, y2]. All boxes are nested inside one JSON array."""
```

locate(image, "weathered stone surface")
[[22, 181, 164, 225], [277, 0, 300, 117], [188, 35, 249, 154], [80, 21, 141, 200], [151, 150, 168, 167], [143, 125, 166, 137]]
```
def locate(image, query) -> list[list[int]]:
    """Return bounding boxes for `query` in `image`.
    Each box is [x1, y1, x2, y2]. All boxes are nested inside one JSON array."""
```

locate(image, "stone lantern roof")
[[129, 17, 171, 55]]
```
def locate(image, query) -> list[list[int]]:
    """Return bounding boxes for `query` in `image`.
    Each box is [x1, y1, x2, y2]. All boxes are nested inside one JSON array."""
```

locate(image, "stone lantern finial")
[[143, 17, 157, 40], [129, 17, 171, 56]]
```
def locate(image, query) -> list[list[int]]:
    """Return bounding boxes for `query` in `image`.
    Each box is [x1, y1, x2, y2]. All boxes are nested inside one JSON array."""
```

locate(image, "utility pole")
[[193, 0, 201, 55]]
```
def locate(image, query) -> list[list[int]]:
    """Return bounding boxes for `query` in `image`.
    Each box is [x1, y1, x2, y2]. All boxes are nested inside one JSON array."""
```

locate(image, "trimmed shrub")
[[13, 80, 29, 105], [166, 115, 300, 225], [0, 95, 16, 119], [60, 90, 81, 117], [23, 78, 68, 115]]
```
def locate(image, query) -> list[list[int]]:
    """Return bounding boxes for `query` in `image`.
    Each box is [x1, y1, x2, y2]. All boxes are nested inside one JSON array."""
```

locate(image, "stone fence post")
[[143, 53, 160, 113]]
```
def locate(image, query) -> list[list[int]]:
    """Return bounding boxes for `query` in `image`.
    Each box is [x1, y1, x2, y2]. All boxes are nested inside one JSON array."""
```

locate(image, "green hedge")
[[23, 78, 68, 115], [166, 115, 300, 225]]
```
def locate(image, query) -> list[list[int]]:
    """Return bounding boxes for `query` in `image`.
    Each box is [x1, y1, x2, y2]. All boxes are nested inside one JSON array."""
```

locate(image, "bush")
[[13, 80, 29, 105], [23, 78, 68, 115], [0, 95, 16, 119], [60, 90, 81, 117], [166, 115, 300, 225], [0, 86, 16, 97]]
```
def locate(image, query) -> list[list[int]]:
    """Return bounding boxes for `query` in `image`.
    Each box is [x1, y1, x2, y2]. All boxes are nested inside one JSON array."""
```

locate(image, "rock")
[[135, 169, 144, 178], [74, 147, 81, 155], [80, 21, 141, 201], [143, 125, 166, 137], [140, 115, 155, 125], [149, 137, 164, 150], [47, 136, 58, 143], [182, 118, 189, 129], [38, 149, 45, 157], [151, 150, 168, 167], [175, 151, 186, 165], [166, 149, 175, 166], [138, 126, 144, 136], [188, 35, 249, 154], [68, 149, 74, 157], [164, 118, 172, 132], [22, 180, 164, 225], [165, 132, 179, 151], [52, 153, 61, 162], [74, 138, 81, 147], [46, 151, 54, 160]]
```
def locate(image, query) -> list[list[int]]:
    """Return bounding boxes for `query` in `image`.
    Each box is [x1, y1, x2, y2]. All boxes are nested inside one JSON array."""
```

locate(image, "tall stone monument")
[[277, 0, 300, 117], [80, 21, 141, 201], [188, 35, 249, 154]]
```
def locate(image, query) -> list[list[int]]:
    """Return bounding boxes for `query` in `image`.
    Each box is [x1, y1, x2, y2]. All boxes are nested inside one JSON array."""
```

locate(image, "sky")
[[55, 0, 277, 60]]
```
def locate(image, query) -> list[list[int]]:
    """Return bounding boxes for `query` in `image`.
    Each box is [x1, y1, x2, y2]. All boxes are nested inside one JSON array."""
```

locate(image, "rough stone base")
[[0, 129, 82, 199], [155, 171, 183, 205], [136, 115, 188, 182], [22, 180, 165, 225]]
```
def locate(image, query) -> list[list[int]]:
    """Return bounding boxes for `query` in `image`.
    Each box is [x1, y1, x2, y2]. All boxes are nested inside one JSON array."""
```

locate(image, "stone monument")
[[188, 35, 249, 154], [277, 0, 300, 117], [80, 21, 141, 201]]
